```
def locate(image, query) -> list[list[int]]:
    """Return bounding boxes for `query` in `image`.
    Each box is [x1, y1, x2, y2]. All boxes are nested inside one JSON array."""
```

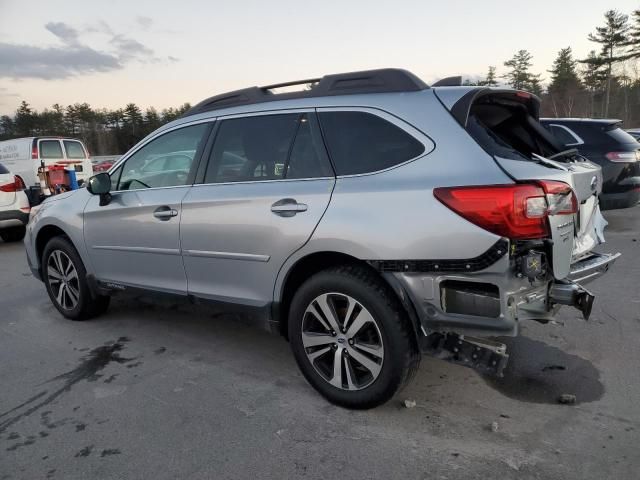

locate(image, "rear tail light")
[[433, 181, 577, 240], [31, 144, 38, 160], [14, 175, 26, 190], [605, 151, 640, 162], [0, 175, 27, 193], [542, 180, 578, 214]]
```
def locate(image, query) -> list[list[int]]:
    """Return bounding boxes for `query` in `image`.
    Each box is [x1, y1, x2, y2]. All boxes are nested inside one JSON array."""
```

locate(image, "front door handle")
[[153, 206, 178, 220], [271, 198, 308, 217]]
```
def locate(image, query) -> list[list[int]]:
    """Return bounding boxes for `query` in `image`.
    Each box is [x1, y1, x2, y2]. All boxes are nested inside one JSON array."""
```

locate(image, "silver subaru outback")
[[25, 69, 620, 408]]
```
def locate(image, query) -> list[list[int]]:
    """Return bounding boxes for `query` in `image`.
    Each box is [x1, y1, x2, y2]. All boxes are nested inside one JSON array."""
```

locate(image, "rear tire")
[[42, 236, 110, 320], [0, 225, 26, 242], [288, 264, 420, 409]]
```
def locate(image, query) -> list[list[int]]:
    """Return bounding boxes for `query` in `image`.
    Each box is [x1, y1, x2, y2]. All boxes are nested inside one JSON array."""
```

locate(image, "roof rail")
[[182, 68, 429, 117]]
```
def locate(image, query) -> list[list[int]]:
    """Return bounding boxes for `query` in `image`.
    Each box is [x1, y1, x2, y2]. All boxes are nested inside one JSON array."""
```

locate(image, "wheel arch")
[[273, 250, 422, 346], [35, 224, 71, 275]]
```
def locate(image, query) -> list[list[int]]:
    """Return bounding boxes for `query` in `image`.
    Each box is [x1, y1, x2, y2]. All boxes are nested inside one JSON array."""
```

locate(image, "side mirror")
[[87, 173, 112, 206]]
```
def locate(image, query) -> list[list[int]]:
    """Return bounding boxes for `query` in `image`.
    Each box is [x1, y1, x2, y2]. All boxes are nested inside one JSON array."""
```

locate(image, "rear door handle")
[[271, 198, 308, 217], [153, 206, 178, 220]]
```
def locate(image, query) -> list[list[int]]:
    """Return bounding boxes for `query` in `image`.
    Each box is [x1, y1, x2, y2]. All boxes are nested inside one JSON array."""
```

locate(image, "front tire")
[[288, 265, 420, 409], [42, 236, 110, 320], [0, 225, 26, 242]]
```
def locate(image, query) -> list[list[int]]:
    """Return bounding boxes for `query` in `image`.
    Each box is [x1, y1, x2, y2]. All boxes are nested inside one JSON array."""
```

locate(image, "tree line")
[[1, 8, 639, 155], [466, 8, 639, 122], [0, 102, 191, 156]]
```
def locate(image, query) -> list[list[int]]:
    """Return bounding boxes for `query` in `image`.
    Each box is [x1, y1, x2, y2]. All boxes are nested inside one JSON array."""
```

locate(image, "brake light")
[[433, 181, 577, 240], [14, 175, 26, 190], [32, 144, 38, 160], [605, 151, 640, 162], [541, 180, 578, 215], [0, 175, 27, 193]]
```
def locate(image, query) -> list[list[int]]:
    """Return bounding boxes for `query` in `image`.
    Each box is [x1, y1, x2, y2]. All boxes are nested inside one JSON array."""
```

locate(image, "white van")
[[0, 137, 94, 187]]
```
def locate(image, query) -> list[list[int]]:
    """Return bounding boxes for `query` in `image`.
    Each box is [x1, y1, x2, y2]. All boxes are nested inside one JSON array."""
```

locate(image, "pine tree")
[[484, 66, 498, 87], [0, 115, 15, 139], [585, 9, 629, 116], [581, 50, 607, 117], [123, 103, 143, 135], [626, 8, 640, 59], [14, 101, 34, 136], [548, 47, 583, 116], [503, 50, 542, 92]]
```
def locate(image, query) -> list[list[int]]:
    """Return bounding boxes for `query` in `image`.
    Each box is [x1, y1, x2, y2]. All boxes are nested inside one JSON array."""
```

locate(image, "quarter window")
[[318, 111, 425, 175], [204, 113, 332, 184], [39, 140, 64, 159], [548, 125, 579, 146], [117, 123, 208, 191]]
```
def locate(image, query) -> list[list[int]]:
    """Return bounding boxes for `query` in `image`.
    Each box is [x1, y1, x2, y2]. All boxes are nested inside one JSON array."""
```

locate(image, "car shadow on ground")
[[482, 335, 604, 405], [92, 293, 605, 408]]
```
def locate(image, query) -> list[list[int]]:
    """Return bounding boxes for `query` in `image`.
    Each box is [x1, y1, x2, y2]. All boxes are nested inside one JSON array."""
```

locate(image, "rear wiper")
[[547, 148, 579, 160], [531, 153, 569, 171]]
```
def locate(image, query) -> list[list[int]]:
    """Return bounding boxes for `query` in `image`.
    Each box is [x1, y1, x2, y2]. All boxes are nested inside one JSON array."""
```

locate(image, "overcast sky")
[[0, 0, 637, 115]]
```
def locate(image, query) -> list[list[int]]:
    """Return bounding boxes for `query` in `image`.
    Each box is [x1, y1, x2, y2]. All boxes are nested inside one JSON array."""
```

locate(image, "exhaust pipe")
[[549, 281, 595, 320]]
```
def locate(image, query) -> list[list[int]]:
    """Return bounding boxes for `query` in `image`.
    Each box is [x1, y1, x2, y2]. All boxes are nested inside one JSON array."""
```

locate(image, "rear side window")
[[547, 125, 579, 146], [39, 140, 63, 159], [63, 141, 86, 159], [318, 111, 425, 175], [204, 113, 332, 184], [606, 127, 638, 145], [0, 163, 9, 174]]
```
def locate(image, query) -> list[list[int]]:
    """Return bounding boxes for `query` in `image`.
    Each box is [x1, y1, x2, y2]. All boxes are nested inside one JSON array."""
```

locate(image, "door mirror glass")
[[87, 172, 111, 195]]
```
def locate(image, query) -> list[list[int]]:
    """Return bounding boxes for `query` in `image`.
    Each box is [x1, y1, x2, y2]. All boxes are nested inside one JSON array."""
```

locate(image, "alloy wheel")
[[301, 293, 384, 391], [47, 250, 80, 310]]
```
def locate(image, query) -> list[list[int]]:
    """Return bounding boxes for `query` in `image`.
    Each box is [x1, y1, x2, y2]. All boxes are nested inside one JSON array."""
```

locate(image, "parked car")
[[25, 69, 619, 408], [0, 137, 94, 188], [91, 155, 122, 173], [92, 161, 115, 173], [0, 163, 29, 242], [540, 119, 640, 210], [625, 128, 640, 141]]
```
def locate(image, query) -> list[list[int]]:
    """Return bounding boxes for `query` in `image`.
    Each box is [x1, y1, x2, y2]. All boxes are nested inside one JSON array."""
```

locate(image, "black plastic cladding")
[[367, 239, 509, 273], [182, 68, 429, 117]]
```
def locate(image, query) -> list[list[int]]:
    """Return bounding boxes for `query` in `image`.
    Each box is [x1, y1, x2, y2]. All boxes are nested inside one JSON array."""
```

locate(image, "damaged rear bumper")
[[385, 248, 621, 339], [567, 252, 621, 285]]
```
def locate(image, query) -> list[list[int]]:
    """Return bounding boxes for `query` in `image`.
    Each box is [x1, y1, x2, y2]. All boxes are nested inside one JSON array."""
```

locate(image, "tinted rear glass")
[[0, 163, 9, 174], [63, 140, 86, 159], [205, 113, 332, 183], [40, 140, 63, 159], [318, 111, 425, 175], [548, 125, 578, 145], [606, 127, 638, 145]]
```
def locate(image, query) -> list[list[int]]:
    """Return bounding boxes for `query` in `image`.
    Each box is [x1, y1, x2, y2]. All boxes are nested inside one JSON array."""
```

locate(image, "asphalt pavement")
[[1, 205, 639, 479]]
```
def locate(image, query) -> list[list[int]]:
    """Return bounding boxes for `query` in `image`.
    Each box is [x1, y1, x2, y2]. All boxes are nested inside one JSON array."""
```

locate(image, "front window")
[[117, 123, 209, 191]]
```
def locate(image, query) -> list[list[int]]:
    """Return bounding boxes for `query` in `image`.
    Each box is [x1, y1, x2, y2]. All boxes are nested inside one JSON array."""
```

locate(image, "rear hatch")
[[436, 88, 605, 279]]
